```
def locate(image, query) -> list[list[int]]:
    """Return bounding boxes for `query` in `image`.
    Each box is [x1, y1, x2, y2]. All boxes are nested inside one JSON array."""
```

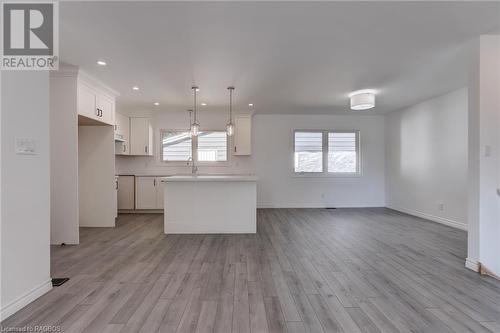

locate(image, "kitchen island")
[[161, 175, 257, 234]]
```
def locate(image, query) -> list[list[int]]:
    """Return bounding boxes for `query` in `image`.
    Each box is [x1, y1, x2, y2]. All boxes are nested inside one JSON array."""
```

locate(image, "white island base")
[[161, 175, 257, 234]]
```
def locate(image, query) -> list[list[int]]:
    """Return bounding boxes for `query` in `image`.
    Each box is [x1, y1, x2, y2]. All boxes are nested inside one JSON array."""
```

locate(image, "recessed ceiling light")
[[96, 60, 107, 66], [154, 102, 160, 106], [132, 86, 139, 91], [349, 89, 377, 110], [248, 103, 254, 107], [201, 102, 207, 106]]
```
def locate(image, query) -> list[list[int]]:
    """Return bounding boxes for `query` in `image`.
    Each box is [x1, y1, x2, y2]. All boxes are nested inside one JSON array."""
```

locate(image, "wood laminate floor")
[[2, 208, 500, 332]]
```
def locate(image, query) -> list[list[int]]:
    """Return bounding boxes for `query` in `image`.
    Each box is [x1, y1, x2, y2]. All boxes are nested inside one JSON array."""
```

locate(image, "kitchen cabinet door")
[[130, 117, 153, 156], [118, 176, 135, 210], [234, 115, 252, 155], [77, 82, 98, 120], [115, 113, 130, 155], [98, 94, 115, 125], [136, 177, 157, 209]]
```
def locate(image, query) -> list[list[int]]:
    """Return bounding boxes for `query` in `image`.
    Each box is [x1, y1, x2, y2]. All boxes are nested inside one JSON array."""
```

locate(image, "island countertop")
[[160, 174, 258, 182]]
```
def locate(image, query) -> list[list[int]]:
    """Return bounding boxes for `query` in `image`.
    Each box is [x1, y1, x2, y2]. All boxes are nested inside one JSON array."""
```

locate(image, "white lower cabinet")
[[135, 176, 163, 209], [117, 175, 135, 210]]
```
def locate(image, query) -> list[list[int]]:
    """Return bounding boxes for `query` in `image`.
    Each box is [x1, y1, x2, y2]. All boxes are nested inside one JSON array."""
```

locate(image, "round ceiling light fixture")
[[349, 89, 376, 110]]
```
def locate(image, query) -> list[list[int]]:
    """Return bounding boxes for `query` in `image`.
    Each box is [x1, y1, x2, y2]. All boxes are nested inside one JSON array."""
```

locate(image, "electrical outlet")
[[438, 203, 444, 211]]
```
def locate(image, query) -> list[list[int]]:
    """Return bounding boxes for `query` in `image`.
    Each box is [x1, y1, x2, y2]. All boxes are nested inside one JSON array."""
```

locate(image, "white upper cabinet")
[[115, 113, 130, 155], [130, 117, 153, 156], [77, 82, 98, 120], [234, 115, 252, 155], [77, 75, 117, 126], [98, 93, 115, 125]]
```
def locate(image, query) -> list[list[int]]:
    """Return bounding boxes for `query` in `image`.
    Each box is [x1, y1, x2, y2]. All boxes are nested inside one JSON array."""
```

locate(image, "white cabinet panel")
[[98, 94, 114, 125], [130, 117, 153, 156], [115, 113, 130, 155], [77, 80, 116, 126], [135, 176, 163, 210], [118, 176, 135, 210], [77, 83, 98, 120], [234, 115, 252, 155], [136, 177, 157, 209]]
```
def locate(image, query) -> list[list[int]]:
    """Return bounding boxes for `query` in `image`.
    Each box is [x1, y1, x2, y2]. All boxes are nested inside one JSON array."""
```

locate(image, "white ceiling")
[[59, 1, 500, 114]]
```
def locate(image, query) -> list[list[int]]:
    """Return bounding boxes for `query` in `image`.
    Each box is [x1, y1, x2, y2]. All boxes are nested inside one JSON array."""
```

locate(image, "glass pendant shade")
[[191, 122, 200, 137], [226, 122, 234, 137]]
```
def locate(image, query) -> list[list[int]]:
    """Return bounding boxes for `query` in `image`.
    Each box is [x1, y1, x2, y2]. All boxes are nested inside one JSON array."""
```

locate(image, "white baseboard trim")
[[387, 205, 467, 231], [465, 258, 480, 272], [257, 203, 384, 209], [0, 280, 52, 321]]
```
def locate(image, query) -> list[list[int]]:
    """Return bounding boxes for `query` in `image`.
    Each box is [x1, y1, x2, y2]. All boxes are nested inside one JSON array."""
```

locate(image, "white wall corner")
[[0, 280, 52, 321], [465, 258, 480, 272], [387, 205, 467, 231]]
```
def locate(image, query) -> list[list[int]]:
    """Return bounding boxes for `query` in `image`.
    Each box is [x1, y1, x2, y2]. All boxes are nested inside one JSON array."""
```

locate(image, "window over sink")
[[160, 130, 228, 163]]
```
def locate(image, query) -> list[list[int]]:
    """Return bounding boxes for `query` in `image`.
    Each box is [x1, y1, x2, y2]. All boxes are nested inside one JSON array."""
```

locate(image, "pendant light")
[[226, 86, 235, 137], [191, 86, 200, 136]]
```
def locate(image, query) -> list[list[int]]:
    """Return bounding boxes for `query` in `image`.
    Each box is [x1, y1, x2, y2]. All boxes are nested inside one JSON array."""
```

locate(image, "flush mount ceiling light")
[[190, 86, 200, 136], [132, 86, 139, 91], [349, 89, 377, 110], [226, 87, 235, 137], [248, 103, 254, 107], [96, 60, 107, 66], [153, 102, 160, 106], [201, 102, 207, 106]]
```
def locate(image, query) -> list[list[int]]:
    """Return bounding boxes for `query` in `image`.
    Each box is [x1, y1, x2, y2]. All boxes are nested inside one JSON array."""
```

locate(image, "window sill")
[[292, 172, 362, 178]]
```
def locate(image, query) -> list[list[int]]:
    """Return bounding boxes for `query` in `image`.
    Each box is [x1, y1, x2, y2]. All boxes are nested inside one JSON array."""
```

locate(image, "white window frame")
[[293, 130, 361, 177], [160, 129, 193, 164], [160, 129, 229, 166], [195, 130, 229, 165]]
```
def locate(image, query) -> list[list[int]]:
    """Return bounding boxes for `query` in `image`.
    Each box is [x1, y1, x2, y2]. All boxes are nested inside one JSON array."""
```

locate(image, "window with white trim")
[[161, 130, 192, 162], [197, 131, 228, 162], [294, 130, 360, 174], [160, 130, 228, 163]]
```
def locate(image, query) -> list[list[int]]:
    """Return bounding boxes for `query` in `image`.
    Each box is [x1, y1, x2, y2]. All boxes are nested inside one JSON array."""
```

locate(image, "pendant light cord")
[[228, 86, 234, 123], [192, 87, 198, 123]]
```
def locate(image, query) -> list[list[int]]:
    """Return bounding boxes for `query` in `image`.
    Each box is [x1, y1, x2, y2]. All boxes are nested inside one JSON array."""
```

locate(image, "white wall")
[[385, 88, 468, 230], [1, 71, 52, 320], [117, 111, 386, 208], [467, 35, 500, 276], [50, 71, 79, 244], [252, 114, 385, 208]]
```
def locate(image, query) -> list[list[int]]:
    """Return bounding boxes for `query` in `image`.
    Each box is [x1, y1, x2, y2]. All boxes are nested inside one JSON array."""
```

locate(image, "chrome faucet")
[[188, 157, 198, 174]]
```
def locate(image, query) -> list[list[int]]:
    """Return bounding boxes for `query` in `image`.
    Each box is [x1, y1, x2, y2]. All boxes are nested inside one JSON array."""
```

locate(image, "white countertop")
[[161, 174, 257, 182]]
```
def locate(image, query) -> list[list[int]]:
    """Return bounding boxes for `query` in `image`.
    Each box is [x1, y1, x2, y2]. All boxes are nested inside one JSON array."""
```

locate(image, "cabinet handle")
[[114, 124, 117, 130], [99, 109, 103, 117], [154, 179, 156, 186], [145, 146, 148, 154], [123, 144, 126, 153], [95, 108, 99, 116], [234, 146, 237, 153]]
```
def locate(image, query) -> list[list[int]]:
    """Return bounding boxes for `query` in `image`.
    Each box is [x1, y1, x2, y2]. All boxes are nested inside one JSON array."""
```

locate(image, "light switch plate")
[[15, 138, 37, 155]]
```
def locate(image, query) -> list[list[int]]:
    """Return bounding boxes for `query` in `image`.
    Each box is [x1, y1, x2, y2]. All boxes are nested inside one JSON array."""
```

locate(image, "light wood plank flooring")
[[2, 208, 500, 332]]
